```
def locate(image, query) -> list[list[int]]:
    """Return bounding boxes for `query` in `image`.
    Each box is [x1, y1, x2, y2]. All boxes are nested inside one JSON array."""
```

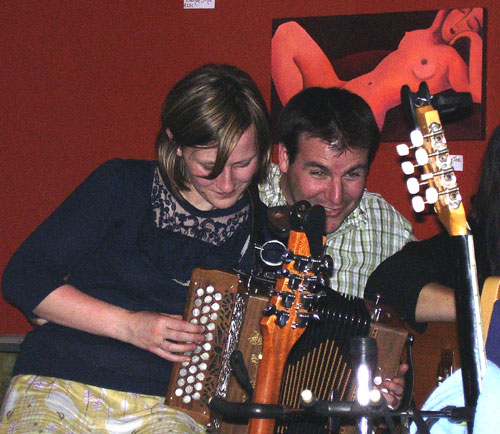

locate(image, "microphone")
[[350, 337, 378, 434]]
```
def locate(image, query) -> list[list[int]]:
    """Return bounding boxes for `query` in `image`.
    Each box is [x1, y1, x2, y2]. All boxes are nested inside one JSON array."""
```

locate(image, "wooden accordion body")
[[165, 268, 408, 433], [165, 267, 270, 430]]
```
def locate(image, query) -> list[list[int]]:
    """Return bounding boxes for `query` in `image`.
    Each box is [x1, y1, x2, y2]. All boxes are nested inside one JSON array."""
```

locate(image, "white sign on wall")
[[184, 0, 215, 9], [451, 154, 464, 172]]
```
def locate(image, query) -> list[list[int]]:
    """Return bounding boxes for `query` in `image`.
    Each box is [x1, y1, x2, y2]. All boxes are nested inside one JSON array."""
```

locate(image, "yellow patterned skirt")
[[0, 375, 206, 434]]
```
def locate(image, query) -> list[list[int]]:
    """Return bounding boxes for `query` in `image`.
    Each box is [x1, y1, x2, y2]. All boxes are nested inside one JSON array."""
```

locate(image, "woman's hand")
[[123, 311, 205, 362], [33, 284, 205, 362]]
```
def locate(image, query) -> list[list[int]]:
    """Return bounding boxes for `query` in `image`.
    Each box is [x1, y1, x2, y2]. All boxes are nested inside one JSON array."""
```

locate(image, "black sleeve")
[[364, 232, 455, 331]]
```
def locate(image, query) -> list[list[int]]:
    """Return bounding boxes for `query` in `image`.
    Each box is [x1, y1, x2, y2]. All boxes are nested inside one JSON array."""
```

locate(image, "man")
[[259, 86, 414, 410], [260, 86, 415, 299]]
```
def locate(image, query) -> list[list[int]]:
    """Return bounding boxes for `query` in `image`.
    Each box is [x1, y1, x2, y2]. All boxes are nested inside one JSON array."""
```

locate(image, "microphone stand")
[[208, 335, 474, 433], [208, 395, 473, 434], [349, 337, 378, 434]]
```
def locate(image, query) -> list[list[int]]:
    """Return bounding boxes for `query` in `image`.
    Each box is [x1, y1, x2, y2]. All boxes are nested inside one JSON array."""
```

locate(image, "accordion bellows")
[[166, 268, 407, 433]]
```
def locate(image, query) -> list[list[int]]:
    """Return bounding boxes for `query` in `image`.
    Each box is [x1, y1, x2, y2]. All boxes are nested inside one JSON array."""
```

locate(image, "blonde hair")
[[156, 64, 271, 193]]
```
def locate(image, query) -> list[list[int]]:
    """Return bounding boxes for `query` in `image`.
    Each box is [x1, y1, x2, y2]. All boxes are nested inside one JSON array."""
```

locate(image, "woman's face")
[[177, 126, 259, 211]]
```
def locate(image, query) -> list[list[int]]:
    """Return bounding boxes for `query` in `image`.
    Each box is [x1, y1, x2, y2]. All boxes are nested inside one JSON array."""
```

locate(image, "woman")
[[0, 63, 271, 433]]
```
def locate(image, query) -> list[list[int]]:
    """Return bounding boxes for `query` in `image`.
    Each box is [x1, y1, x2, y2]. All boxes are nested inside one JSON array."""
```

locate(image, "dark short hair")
[[156, 64, 271, 192], [278, 87, 380, 166]]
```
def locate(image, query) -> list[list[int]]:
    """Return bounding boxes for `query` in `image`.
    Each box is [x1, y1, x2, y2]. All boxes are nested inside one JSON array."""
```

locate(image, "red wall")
[[1, 0, 499, 333]]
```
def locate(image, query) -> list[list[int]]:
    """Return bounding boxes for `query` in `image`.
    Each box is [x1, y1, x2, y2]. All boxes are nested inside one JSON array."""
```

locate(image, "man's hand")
[[378, 363, 408, 409]]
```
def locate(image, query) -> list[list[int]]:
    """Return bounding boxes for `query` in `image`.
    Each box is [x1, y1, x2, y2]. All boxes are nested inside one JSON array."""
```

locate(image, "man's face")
[[279, 134, 369, 234]]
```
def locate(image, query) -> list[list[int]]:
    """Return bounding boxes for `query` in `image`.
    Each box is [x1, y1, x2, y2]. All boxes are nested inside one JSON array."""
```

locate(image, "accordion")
[[165, 267, 269, 429], [165, 267, 408, 433]]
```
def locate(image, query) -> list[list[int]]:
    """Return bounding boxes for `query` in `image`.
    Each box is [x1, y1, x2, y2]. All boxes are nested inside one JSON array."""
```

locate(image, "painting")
[[271, 9, 486, 141]]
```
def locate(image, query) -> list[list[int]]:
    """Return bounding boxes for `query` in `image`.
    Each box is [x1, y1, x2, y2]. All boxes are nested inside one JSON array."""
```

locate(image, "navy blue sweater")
[[2, 159, 255, 396]]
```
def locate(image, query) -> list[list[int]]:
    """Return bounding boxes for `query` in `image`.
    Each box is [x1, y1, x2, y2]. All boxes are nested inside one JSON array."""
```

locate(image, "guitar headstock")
[[398, 82, 468, 236], [263, 201, 332, 330], [249, 202, 333, 434]]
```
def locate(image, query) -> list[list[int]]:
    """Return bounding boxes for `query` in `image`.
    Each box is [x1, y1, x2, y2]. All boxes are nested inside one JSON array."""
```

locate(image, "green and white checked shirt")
[[259, 164, 416, 298]]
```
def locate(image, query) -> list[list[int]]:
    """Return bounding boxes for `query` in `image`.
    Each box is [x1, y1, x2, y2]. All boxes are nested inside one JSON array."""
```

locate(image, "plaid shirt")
[[259, 164, 416, 297]]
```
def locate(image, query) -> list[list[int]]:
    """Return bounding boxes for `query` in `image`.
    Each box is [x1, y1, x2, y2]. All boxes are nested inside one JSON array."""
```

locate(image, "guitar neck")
[[399, 82, 486, 432], [247, 314, 305, 434], [248, 204, 327, 434], [452, 234, 486, 409]]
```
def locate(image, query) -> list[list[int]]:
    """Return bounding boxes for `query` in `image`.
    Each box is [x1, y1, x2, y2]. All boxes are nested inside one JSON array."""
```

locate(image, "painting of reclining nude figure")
[[271, 8, 485, 141]]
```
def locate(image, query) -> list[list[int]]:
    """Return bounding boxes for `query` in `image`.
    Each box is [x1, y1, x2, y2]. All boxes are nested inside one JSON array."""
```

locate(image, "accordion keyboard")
[[166, 268, 246, 425]]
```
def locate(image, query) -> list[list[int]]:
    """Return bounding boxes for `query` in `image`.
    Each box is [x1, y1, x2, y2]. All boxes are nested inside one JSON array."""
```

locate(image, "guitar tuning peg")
[[396, 143, 410, 156], [410, 129, 424, 147], [411, 187, 438, 212], [396, 133, 424, 156], [275, 309, 290, 328], [425, 187, 439, 204], [319, 255, 333, 274], [407, 173, 434, 194], [401, 161, 416, 175], [279, 292, 296, 309], [263, 304, 276, 317], [406, 177, 420, 194], [401, 148, 429, 175], [415, 148, 429, 165], [281, 250, 295, 264], [295, 311, 321, 328], [411, 196, 426, 213], [276, 268, 290, 278], [444, 190, 463, 209]]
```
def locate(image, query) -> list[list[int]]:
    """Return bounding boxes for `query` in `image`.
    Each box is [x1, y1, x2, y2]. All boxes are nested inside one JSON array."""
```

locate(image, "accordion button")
[[189, 365, 197, 374], [197, 373, 205, 381], [194, 346, 201, 354], [175, 388, 183, 396], [185, 385, 194, 394], [190, 319, 199, 325], [204, 295, 213, 304], [192, 308, 200, 317], [206, 285, 215, 294], [212, 303, 220, 311], [195, 382, 203, 391], [199, 363, 207, 371], [194, 299, 202, 307], [210, 313, 218, 320], [207, 323, 216, 331], [179, 369, 187, 376], [187, 375, 195, 384], [177, 378, 186, 387], [205, 333, 214, 341], [193, 392, 201, 400], [203, 343, 212, 351], [200, 316, 208, 324], [214, 292, 222, 301], [192, 355, 200, 364], [202, 306, 210, 314], [201, 352, 209, 361], [182, 395, 191, 404], [196, 288, 204, 297]]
